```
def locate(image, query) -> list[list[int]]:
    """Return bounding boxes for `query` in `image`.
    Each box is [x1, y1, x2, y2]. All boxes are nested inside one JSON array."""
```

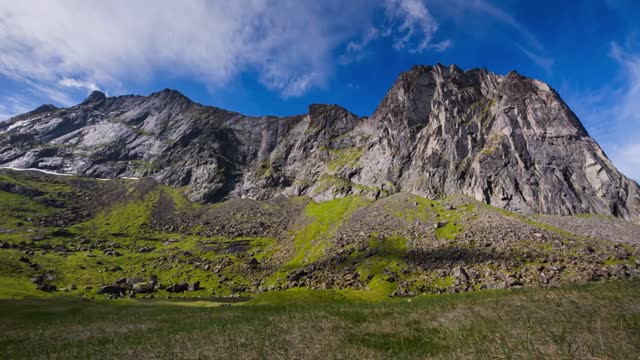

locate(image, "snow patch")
[[0, 167, 139, 181], [0, 166, 73, 177]]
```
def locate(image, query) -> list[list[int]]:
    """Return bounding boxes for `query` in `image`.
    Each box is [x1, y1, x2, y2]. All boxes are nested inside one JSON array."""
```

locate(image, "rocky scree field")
[[1, 169, 639, 301]]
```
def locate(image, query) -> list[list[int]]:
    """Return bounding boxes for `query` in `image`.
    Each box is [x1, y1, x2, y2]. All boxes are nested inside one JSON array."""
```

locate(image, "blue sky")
[[1, 0, 639, 181]]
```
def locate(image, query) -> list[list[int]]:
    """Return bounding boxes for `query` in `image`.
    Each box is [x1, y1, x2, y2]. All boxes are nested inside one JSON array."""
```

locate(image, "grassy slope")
[[0, 174, 242, 298], [1, 169, 639, 300], [0, 280, 639, 359], [286, 196, 369, 269]]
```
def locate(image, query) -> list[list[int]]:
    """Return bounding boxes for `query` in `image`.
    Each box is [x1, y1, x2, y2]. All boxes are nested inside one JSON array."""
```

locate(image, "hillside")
[[1, 169, 639, 300]]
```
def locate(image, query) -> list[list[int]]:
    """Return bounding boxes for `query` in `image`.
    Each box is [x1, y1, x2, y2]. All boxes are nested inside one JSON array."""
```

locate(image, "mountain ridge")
[[1, 64, 639, 223]]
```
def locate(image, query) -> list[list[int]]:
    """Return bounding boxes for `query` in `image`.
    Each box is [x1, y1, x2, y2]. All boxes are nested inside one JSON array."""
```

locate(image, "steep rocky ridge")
[[1, 64, 639, 222]]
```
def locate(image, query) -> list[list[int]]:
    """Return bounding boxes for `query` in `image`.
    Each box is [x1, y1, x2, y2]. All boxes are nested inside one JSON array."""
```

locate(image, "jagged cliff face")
[[1, 64, 639, 222], [354, 65, 640, 221]]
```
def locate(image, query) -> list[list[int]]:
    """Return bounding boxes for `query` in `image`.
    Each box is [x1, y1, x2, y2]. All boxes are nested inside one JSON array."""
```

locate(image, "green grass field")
[[1, 280, 639, 359]]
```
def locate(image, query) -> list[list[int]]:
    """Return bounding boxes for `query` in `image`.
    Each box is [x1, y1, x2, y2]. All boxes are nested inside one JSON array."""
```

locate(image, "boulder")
[[132, 282, 155, 294], [188, 281, 201, 291], [453, 266, 470, 285], [139, 246, 154, 253], [166, 283, 189, 293], [126, 277, 144, 285], [97, 285, 123, 295], [434, 221, 449, 229], [36, 284, 56, 292], [247, 258, 260, 269]]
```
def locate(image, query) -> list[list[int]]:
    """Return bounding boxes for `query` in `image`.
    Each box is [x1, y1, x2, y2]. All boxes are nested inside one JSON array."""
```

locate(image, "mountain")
[[2, 65, 640, 299], [1, 64, 639, 223]]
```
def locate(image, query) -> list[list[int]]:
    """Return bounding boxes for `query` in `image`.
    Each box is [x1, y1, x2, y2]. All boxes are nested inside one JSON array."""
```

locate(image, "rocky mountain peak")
[[33, 104, 58, 113], [149, 88, 191, 103], [82, 90, 107, 104], [308, 104, 357, 124]]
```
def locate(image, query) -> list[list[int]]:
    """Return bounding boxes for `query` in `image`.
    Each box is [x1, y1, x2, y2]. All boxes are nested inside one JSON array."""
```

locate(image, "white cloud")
[[610, 42, 640, 125], [570, 42, 640, 182], [430, 39, 453, 52], [606, 42, 640, 182], [0, 95, 33, 121], [611, 144, 640, 182], [340, 0, 450, 64], [58, 78, 101, 94], [385, 0, 440, 53], [0, 0, 372, 102], [340, 28, 381, 65]]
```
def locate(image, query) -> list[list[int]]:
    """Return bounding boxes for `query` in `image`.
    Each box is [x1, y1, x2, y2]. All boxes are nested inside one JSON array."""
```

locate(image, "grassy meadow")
[[1, 280, 639, 359]]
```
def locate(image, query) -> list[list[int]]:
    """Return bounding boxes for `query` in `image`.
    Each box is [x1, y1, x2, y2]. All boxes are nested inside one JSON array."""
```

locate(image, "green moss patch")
[[285, 196, 369, 269]]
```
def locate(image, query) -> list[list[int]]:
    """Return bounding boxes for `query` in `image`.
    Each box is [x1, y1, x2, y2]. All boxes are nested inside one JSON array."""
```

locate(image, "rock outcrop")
[[1, 64, 639, 222]]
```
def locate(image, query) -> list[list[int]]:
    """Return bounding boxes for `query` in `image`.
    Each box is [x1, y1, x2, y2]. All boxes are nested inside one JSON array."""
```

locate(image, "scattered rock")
[[139, 246, 154, 253], [166, 283, 189, 293], [484, 281, 507, 290], [247, 258, 260, 269], [132, 282, 155, 294], [97, 285, 123, 295], [434, 221, 449, 229], [188, 281, 201, 291], [36, 284, 56, 292], [453, 266, 470, 285]]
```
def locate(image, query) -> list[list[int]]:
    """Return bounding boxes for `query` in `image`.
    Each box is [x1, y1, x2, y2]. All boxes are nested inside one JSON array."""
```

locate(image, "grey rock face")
[[1, 65, 639, 222]]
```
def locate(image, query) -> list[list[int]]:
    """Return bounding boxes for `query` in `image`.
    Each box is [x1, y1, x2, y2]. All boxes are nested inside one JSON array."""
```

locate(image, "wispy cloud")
[[384, 0, 441, 53], [58, 78, 101, 94], [0, 0, 372, 101], [605, 42, 640, 181], [460, 0, 543, 51], [612, 144, 640, 182], [609, 42, 640, 125], [447, 0, 553, 72], [340, 0, 451, 64], [340, 28, 381, 65], [517, 45, 554, 73], [341, 0, 551, 71], [568, 41, 640, 182], [430, 39, 453, 52], [0, 95, 33, 121]]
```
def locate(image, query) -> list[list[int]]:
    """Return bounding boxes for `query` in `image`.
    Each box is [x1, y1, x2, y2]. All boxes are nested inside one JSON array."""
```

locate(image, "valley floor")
[[1, 280, 639, 359]]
